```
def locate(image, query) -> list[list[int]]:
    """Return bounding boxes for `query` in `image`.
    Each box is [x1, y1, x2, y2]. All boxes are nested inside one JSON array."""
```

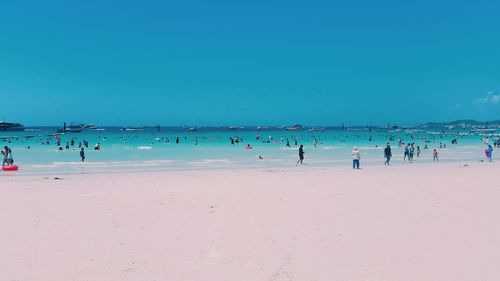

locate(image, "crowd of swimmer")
[[35, 134, 198, 163], [38, 136, 102, 163], [1, 130, 498, 168]]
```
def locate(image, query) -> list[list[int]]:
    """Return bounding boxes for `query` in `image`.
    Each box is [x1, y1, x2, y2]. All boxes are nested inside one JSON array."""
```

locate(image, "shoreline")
[[2, 156, 495, 177]]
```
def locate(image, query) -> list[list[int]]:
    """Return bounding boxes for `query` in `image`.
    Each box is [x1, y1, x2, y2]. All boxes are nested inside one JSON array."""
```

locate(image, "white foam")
[[137, 146, 153, 150]]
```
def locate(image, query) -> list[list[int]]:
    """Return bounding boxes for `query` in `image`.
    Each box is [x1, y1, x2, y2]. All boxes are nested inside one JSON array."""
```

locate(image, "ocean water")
[[0, 126, 497, 174]]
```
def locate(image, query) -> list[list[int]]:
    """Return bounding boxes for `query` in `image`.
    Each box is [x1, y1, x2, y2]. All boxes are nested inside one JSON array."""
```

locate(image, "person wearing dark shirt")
[[80, 148, 85, 162], [296, 145, 304, 165], [384, 144, 392, 165]]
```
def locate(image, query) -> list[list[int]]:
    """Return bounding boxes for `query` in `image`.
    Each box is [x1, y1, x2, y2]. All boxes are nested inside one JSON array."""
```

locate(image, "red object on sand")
[[2, 165, 19, 172]]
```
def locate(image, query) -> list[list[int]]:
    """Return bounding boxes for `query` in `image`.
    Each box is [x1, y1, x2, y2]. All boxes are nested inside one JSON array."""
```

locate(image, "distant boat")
[[64, 123, 102, 133], [64, 123, 85, 133], [284, 124, 303, 131], [121, 125, 160, 131], [0, 121, 25, 131], [85, 124, 100, 130], [347, 127, 369, 131], [121, 126, 144, 131], [67, 123, 85, 133], [308, 127, 325, 132], [257, 126, 270, 131]]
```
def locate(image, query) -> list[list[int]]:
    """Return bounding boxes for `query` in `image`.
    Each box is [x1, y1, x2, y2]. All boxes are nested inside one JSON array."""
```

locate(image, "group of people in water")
[[402, 143, 421, 162], [294, 140, 495, 169], [295, 141, 441, 169]]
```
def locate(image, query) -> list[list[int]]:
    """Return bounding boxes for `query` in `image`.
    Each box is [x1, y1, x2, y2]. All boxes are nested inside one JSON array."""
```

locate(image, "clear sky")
[[1, 0, 500, 126]]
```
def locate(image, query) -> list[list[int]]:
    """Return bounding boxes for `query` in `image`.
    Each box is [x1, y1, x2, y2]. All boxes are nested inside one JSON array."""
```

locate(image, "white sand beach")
[[1, 162, 499, 281]]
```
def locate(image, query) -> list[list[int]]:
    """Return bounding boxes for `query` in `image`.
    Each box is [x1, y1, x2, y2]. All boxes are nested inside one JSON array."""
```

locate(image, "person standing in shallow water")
[[433, 149, 439, 162], [296, 145, 304, 165], [352, 147, 360, 169], [2, 146, 10, 166], [404, 144, 410, 161], [384, 144, 392, 165], [408, 144, 415, 162], [80, 148, 85, 162]]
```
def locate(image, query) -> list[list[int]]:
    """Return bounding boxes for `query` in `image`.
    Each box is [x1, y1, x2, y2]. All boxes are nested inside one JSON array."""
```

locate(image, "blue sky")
[[1, 0, 500, 126]]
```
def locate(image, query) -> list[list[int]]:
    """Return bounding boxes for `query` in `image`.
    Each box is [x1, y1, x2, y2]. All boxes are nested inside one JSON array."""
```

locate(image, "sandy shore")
[[1, 161, 499, 281]]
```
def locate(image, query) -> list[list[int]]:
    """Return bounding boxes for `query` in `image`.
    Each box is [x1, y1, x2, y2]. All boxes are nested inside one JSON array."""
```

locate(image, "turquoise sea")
[[1, 126, 497, 174]]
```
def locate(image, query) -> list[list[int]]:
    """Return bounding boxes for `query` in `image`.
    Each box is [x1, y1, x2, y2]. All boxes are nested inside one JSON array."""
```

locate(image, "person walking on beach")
[[297, 145, 304, 165], [80, 148, 85, 162], [384, 144, 392, 165], [416, 145, 421, 157], [352, 147, 360, 169], [433, 149, 439, 162], [404, 144, 410, 161], [485, 144, 493, 162]]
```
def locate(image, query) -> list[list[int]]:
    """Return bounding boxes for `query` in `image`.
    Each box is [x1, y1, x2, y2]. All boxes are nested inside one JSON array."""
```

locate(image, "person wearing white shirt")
[[352, 147, 360, 169]]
